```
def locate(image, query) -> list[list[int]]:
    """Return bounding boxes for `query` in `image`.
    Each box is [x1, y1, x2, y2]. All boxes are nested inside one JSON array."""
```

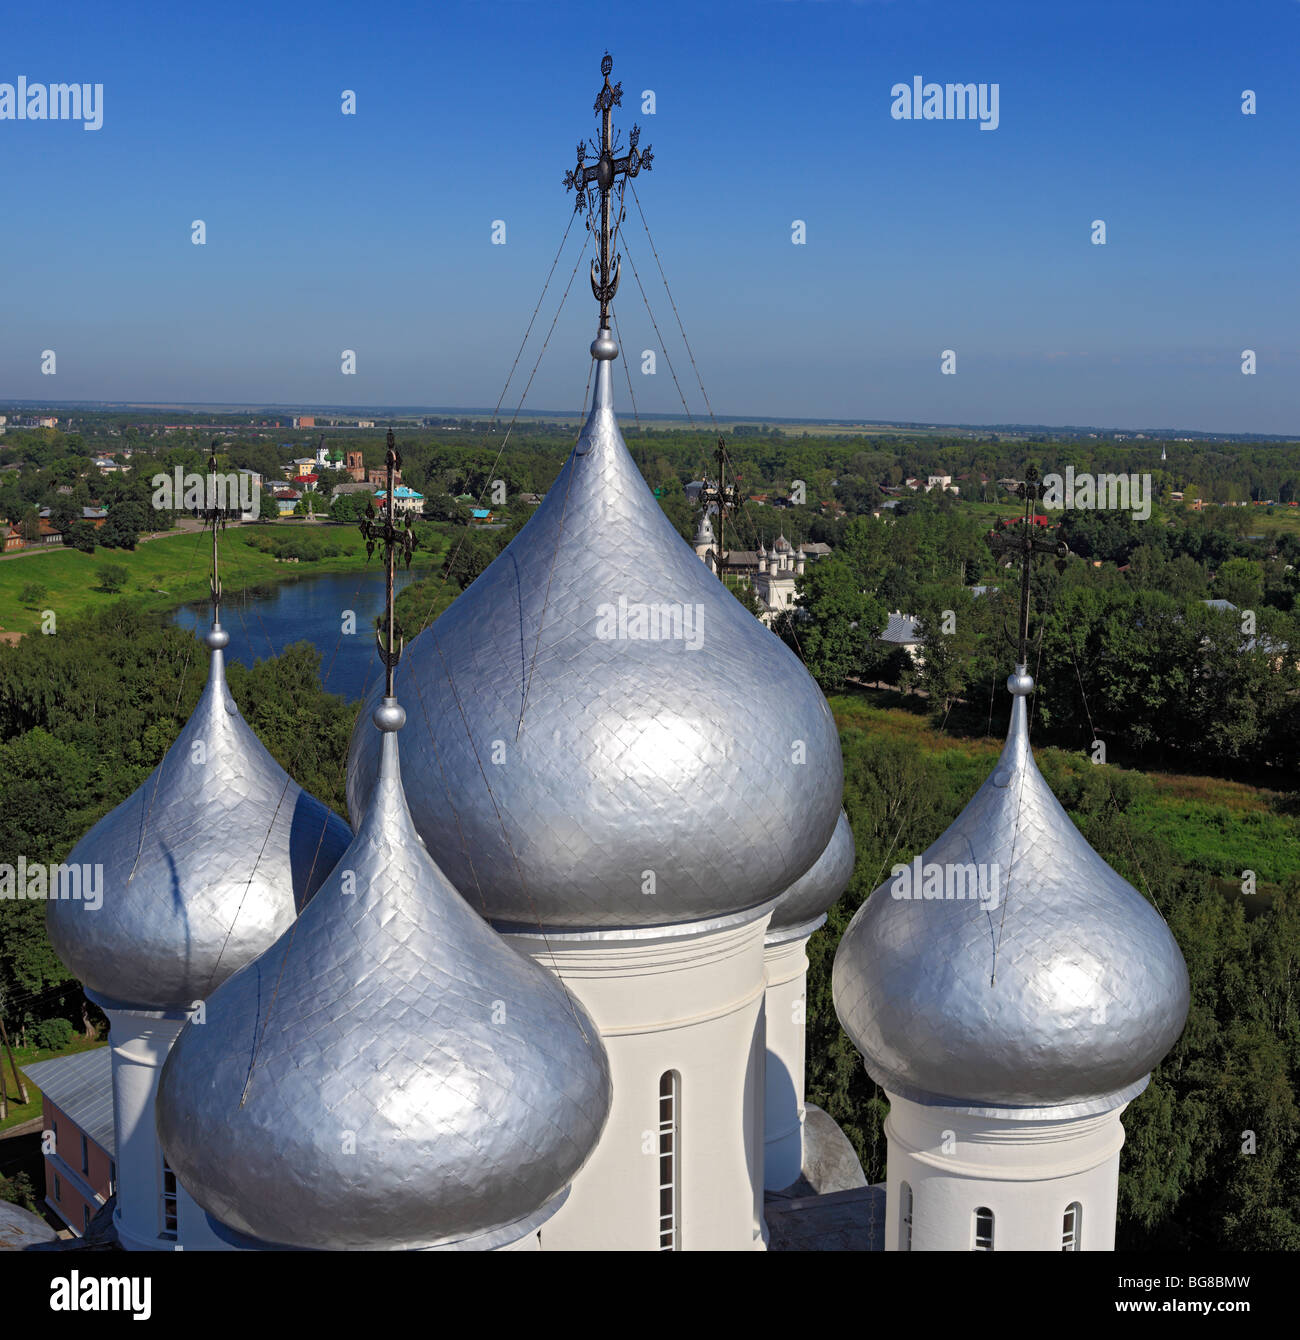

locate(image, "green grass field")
[[0, 1038, 107, 1134], [829, 690, 1299, 894], [0, 524, 446, 639]]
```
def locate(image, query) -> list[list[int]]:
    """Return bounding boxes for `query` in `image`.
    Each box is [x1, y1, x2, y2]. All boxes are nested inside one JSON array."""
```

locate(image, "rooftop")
[[21, 1047, 114, 1157]]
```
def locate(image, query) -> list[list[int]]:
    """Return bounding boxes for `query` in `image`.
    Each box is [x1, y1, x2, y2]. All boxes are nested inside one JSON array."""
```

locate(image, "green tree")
[[1216, 557, 1264, 610], [97, 564, 128, 593], [65, 521, 97, 553], [787, 557, 886, 693]]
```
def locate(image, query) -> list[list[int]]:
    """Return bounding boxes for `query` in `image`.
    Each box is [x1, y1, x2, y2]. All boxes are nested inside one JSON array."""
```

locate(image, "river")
[[173, 568, 424, 701]]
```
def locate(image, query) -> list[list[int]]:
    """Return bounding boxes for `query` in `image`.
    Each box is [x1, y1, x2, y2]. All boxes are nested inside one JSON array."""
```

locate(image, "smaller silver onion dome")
[[694, 511, 714, 545], [156, 701, 612, 1251], [832, 669, 1190, 1115], [47, 630, 350, 1010], [769, 809, 855, 936]]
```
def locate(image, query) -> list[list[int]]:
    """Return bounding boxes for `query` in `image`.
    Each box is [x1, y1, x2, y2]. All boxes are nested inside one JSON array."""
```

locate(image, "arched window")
[[657, 1071, 680, 1251], [1062, 1202, 1082, 1251], [900, 1181, 913, 1251], [974, 1206, 994, 1251]]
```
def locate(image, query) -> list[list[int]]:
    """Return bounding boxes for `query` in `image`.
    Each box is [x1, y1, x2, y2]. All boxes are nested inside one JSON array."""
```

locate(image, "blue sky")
[[2, 0, 1297, 432]]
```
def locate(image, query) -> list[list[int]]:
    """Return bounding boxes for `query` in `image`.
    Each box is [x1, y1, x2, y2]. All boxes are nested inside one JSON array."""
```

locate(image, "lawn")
[[0, 523, 446, 638], [0, 1037, 107, 1134], [829, 687, 1299, 890]]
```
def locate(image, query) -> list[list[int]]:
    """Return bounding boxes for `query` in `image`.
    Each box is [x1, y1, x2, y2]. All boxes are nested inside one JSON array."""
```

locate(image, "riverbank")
[[0, 524, 447, 639]]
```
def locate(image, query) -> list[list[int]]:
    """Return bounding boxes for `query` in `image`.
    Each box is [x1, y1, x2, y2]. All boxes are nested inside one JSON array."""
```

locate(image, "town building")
[[373, 485, 424, 515], [21, 1048, 115, 1238]]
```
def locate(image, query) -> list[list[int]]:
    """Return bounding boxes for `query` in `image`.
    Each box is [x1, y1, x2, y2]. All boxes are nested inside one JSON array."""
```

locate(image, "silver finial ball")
[[591, 329, 619, 361], [205, 625, 230, 650], [1007, 668, 1034, 696], [373, 699, 406, 733], [601, 53, 613, 77]]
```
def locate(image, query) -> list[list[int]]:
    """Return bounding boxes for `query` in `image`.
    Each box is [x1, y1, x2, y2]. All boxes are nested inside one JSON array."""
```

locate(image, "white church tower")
[[347, 54, 845, 1253], [832, 663, 1189, 1250], [763, 811, 855, 1190], [693, 510, 715, 567], [46, 503, 351, 1250]]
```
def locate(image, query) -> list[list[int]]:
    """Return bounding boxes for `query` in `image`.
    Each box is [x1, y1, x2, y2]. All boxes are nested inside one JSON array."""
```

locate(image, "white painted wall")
[[762, 931, 812, 1190], [102, 1005, 185, 1253], [101, 1002, 233, 1252], [882, 1091, 1127, 1251], [507, 909, 772, 1252]]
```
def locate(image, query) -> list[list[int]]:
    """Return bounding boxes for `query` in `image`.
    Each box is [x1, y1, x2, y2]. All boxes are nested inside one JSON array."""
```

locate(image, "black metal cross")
[[563, 52, 654, 329], [358, 430, 418, 698], [202, 444, 227, 627], [988, 465, 1069, 667]]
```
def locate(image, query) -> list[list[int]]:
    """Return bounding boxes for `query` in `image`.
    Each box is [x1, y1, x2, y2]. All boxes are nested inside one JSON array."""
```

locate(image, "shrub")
[[29, 1016, 74, 1050], [0, 1171, 37, 1212]]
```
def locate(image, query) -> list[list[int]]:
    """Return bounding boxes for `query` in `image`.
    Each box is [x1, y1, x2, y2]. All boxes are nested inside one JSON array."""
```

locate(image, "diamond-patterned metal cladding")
[[47, 638, 351, 1010], [157, 718, 612, 1250], [832, 674, 1190, 1113], [347, 346, 844, 931], [769, 808, 855, 935]]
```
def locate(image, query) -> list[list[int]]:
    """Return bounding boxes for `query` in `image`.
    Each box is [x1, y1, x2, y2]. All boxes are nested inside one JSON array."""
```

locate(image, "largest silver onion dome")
[[347, 331, 843, 931], [769, 808, 855, 936], [47, 626, 350, 1010], [832, 669, 1189, 1114], [156, 700, 612, 1250]]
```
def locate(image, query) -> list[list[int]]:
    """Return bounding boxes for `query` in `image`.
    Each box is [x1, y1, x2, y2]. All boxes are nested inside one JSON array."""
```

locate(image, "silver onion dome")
[[832, 669, 1189, 1114], [47, 627, 350, 1010], [769, 809, 855, 936], [347, 331, 843, 931], [694, 511, 714, 545], [156, 701, 612, 1250]]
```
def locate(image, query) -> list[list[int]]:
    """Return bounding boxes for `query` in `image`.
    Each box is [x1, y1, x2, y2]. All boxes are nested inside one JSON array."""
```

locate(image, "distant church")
[[38, 55, 1189, 1254], [693, 517, 821, 625]]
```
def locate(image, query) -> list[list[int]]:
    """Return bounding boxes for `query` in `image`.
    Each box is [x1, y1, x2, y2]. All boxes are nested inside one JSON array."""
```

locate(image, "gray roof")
[[880, 612, 920, 644], [832, 670, 1189, 1116], [1201, 598, 1238, 611], [21, 1047, 114, 1156], [0, 1199, 59, 1249], [347, 334, 844, 932]]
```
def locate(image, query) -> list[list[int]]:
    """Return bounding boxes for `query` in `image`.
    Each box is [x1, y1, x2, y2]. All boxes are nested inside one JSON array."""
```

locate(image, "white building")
[[373, 485, 424, 515], [832, 666, 1189, 1251], [693, 520, 825, 627]]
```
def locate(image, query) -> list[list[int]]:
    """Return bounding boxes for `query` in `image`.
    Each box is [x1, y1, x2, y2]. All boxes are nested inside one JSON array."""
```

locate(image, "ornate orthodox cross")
[[700, 437, 742, 576], [358, 430, 418, 698], [988, 465, 1069, 667], [202, 444, 226, 627], [563, 52, 654, 328]]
